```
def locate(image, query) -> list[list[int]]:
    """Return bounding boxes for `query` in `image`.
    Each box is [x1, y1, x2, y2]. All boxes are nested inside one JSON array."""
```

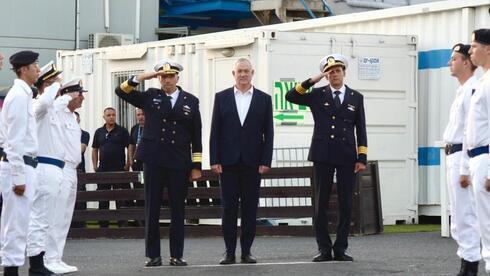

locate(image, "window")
[[112, 70, 145, 129]]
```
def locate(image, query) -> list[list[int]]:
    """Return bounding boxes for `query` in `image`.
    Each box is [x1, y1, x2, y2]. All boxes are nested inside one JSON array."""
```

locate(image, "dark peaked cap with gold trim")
[[472, 28, 490, 45], [319, 53, 348, 73], [154, 59, 183, 74]]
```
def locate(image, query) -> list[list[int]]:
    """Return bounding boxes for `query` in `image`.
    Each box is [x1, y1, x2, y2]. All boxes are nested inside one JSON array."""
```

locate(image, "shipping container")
[[58, 30, 417, 224], [267, 0, 490, 216]]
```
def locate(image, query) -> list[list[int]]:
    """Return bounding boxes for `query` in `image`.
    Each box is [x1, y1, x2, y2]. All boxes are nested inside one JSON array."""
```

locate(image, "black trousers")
[[220, 164, 261, 255], [313, 162, 356, 256], [144, 163, 189, 259], [97, 167, 131, 227]]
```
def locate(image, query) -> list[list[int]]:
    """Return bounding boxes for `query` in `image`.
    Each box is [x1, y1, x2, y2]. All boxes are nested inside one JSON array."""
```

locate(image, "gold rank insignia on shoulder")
[[347, 104, 356, 111]]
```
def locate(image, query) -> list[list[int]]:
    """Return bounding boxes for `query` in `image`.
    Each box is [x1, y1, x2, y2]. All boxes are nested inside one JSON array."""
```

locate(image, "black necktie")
[[334, 91, 341, 108], [163, 95, 172, 110]]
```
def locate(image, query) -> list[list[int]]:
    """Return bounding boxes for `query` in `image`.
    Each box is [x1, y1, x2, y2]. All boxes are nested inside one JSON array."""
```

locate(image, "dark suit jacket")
[[210, 87, 274, 168], [115, 82, 202, 170], [285, 80, 367, 165]]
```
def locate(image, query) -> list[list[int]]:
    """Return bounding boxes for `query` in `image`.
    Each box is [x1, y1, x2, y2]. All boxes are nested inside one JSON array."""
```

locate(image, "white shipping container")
[[265, 0, 490, 215], [58, 30, 417, 225]]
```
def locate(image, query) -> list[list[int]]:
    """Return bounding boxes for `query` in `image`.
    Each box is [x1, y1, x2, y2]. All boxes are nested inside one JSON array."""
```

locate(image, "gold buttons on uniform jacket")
[[332, 116, 336, 119], [171, 140, 175, 144], [172, 131, 176, 134], [331, 125, 335, 129], [330, 135, 334, 139], [161, 138, 164, 141], [162, 128, 165, 132], [163, 119, 166, 122], [173, 121, 177, 125]]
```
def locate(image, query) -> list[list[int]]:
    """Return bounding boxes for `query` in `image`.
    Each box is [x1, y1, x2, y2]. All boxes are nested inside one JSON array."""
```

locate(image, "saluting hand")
[[13, 184, 26, 196], [189, 169, 202, 182], [460, 175, 471, 188], [354, 162, 366, 173], [136, 72, 160, 82]]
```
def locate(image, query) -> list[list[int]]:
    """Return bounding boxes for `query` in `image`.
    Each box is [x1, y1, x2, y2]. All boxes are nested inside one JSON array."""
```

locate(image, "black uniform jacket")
[[116, 79, 202, 170], [285, 80, 367, 165]]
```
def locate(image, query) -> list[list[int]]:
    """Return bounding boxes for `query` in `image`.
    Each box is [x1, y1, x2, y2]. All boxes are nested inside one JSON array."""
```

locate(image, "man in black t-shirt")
[[92, 107, 130, 227]]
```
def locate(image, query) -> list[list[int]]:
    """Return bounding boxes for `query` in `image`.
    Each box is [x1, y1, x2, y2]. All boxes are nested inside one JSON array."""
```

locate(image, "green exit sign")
[[273, 81, 310, 123]]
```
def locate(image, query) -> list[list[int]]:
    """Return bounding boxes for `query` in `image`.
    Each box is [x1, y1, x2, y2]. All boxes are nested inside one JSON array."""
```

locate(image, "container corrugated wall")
[[266, 0, 490, 214]]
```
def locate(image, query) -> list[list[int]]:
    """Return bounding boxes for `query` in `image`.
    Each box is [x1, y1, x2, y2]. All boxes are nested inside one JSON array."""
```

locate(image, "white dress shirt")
[[234, 86, 254, 126], [166, 88, 180, 108], [54, 95, 81, 167], [0, 79, 38, 185], [443, 76, 477, 144], [461, 70, 490, 176], [330, 84, 346, 103], [34, 82, 65, 160]]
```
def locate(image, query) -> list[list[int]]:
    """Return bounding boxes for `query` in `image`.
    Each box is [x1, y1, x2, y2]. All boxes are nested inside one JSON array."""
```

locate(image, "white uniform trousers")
[[26, 163, 63, 257], [45, 165, 77, 264], [0, 161, 37, 267], [469, 154, 490, 272], [446, 152, 481, 262]]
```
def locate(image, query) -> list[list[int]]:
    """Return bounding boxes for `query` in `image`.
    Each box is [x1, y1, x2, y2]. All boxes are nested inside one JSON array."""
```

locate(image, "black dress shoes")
[[145, 257, 162, 267], [334, 253, 354, 262], [169, 257, 188, 266], [312, 252, 333, 262], [219, 254, 236, 265], [241, 254, 257, 264]]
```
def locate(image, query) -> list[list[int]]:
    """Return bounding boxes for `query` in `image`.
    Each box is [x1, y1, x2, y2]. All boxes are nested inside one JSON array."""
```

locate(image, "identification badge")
[[347, 104, 356, 111]]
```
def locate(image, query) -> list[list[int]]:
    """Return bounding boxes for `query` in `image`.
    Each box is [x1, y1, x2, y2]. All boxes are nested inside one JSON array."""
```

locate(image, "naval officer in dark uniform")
[[115, 59, 202, 267], [286, 53, 367, 262]]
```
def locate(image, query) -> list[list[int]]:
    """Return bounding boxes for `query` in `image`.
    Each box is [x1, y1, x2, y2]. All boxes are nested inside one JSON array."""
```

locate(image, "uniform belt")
[[445, 143, 462, 155], [467, 145, 489, 158], [37, 156, 65, 169], [1, 154, 38, 168]]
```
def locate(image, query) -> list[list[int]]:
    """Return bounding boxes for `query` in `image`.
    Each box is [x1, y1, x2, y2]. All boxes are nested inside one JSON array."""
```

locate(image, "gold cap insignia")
[[454, 45, 460, 52], [327, 57, 336, 66], [471, 32, 476, 42], [163, 63, 171, 71]]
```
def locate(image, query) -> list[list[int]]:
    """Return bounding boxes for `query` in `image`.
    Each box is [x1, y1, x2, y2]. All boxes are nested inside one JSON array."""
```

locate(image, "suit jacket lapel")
[[342, 86, 353, 109], [226, 89, 242, 126]]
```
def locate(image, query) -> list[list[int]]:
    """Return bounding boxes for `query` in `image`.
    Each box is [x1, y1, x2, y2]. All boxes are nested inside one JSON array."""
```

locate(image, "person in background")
[[91, 107, 130, 228], [44, 77, 87, 274], [71, 111, 90, 229], [443, 43, 480, 276], [210, 58, 274, 265], [115, 59, 202, 267], [460, 28, 490, 275], [0, 50, 41, 276], [286, 53, 367, 263], [27, 61, 63, 276]]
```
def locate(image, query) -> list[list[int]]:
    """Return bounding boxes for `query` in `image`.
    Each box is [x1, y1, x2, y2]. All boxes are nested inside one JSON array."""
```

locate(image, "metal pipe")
[[135, 0, 141, 43], [104, 0, 110, 32], [346, 0, 401, 9], [75, 0, 80, 49], [299, 0, 317, 19]]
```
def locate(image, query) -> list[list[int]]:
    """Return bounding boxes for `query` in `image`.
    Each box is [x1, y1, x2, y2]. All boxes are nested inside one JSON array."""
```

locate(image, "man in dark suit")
[[286, 54, 367, 262], [115, 59, 202, 267], [210, 58, 274, 265]]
